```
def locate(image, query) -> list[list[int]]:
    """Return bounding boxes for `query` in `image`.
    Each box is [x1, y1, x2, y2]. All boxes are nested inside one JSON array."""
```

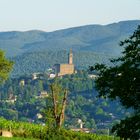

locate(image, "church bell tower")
[[68, 49, 73, 64]]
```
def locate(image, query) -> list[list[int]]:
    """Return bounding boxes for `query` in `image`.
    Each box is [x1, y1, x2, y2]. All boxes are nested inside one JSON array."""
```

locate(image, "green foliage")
[[0, 118, 119, 140], [112, 114, 140, 139], [0, 50, 13, 83], [91, 25, 140, 139], [0, 72, 129, 129], [0, 117, 46, 139], [0, 137, 37, 140]]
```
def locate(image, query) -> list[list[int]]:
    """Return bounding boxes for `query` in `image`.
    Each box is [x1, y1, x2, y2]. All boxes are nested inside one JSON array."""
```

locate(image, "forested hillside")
[[0, 72, 130, 130], [11, 51, 113, 77], [0, 20, 140, 76]]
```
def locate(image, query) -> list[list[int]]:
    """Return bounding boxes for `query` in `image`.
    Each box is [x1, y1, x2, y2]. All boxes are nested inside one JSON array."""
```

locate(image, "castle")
[[54, 49, 75, 76]]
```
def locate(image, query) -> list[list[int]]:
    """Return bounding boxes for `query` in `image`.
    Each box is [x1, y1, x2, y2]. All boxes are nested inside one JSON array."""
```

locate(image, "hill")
[[0, 72, 130, 130], [0, 20, 140, 76]]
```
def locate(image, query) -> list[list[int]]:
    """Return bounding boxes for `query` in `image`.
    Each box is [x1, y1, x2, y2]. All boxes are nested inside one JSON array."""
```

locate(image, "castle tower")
[[68, 49, 73, 64], [54, 49, 74, 76]]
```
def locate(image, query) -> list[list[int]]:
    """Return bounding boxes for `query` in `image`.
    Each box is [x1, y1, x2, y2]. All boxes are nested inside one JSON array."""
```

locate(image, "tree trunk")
[[59, 89, 68, 128], [50, 84, 68, 129]]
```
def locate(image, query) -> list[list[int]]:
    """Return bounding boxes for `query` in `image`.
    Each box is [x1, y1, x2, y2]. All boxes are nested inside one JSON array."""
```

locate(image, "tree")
[[90, 25, 140, 139], [46, 83, 68, 129], [0, 50, 13, 102], [0, 50, 13, 83]]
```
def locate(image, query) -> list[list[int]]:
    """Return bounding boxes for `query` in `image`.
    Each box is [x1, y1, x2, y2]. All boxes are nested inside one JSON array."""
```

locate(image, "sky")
[[0, 0, 140, 31]]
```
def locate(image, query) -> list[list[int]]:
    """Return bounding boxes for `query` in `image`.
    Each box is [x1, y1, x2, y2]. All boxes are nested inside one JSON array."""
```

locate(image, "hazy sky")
[[0, 0, 140, 31]]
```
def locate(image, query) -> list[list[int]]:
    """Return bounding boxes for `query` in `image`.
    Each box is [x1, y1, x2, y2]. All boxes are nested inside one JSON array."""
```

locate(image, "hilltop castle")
[[54, 49, 75, 76]]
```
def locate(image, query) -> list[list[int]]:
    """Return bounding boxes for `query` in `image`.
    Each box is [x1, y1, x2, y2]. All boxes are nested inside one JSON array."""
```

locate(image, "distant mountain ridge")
[[0, 20, 140, 76], [0, 20, 140, 57]]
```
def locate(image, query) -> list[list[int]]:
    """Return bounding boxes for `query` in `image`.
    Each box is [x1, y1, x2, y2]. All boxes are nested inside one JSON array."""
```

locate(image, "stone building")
[[54, 49, 74, 76], [36, 91, 48, 98]]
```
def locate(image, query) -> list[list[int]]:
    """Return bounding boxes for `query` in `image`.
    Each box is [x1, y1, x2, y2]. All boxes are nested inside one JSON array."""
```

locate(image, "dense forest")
[[11, 50, 113, 77], [0, 71, 130, 133]]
